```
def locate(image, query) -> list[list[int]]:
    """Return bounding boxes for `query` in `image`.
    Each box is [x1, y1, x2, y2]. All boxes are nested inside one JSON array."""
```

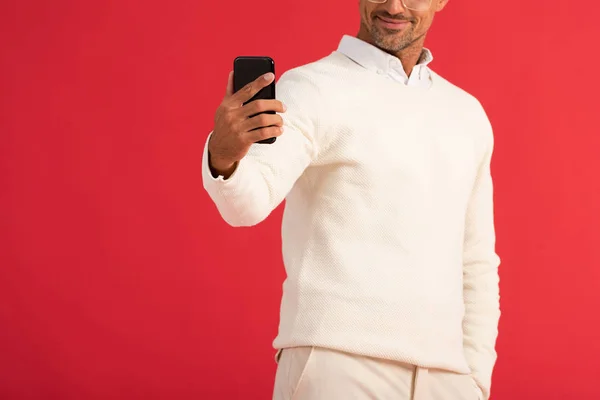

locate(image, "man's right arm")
[[202, 69, 321, 227]]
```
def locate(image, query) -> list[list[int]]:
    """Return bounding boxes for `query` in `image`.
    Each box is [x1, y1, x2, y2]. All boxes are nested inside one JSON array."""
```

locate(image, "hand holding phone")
[[233, 56, 278, 144], [208, 59, 286, 178]]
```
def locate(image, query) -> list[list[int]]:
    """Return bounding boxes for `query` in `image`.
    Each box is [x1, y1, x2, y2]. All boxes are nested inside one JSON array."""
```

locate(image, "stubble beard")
[[365, 20, 417, 53]]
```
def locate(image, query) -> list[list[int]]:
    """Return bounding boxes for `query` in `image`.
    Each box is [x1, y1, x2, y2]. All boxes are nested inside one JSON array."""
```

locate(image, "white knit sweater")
[[202, 50, 500, 399]]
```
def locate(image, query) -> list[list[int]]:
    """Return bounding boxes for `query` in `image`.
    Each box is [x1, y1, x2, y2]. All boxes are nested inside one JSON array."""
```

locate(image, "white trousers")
[[273, 347, 483, 400]]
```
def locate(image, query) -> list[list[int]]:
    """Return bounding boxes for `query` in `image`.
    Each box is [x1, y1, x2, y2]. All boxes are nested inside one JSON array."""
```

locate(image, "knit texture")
[[202, 51, 500, 400]]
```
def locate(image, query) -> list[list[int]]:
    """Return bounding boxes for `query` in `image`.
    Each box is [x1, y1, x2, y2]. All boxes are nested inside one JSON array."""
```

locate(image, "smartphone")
[[233, 56, 277, 144]]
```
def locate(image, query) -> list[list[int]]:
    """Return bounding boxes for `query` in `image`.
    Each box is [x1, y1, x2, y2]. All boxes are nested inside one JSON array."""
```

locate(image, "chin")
[[376, 36, 410, 51]]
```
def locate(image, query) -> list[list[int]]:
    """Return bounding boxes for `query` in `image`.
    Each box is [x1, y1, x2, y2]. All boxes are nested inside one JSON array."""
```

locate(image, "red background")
[[2, 0, 600, 399]]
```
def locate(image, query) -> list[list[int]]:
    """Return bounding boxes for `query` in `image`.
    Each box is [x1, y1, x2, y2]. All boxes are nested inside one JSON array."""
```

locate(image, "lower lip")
[[376, 17, 410, 30]]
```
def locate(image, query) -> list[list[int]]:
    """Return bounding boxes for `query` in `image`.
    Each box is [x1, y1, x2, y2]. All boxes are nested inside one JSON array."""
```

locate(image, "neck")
[[395, 36, 427, 77], [356, 29, 427, 77]]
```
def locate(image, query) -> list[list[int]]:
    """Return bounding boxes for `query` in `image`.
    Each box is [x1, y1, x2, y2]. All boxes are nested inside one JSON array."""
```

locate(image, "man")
[[202, 0, 501, 399]]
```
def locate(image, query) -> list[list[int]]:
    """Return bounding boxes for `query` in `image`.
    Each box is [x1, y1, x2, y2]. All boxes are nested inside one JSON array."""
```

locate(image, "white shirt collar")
[[336, 35, 433, 87]]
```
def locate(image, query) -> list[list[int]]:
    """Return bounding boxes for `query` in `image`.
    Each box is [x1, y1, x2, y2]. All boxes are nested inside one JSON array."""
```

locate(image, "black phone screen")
[[233, 56, 276, 144], [233, 56, 275, 104]]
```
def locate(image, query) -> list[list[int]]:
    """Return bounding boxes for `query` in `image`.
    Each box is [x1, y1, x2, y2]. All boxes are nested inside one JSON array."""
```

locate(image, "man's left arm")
[[462, 112, 501, 400]]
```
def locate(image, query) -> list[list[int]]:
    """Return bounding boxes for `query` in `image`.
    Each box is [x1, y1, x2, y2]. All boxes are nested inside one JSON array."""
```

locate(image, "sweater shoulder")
[[275, 52, 346, 119], [278, 52, 352, 85], [431, 71, 485, 110], [431, 70, 494, 137]]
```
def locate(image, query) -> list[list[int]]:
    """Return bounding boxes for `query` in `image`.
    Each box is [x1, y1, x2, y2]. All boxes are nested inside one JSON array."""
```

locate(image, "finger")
[[231, 72, 275, 105], [241, 113, 283, 133], [246, 126, 284, 144], [225, 71, 234, 97], [242, 99, 286, 118]]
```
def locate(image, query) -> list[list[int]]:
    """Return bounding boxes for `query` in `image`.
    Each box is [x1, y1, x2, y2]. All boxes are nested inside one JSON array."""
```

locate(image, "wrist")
[[208, 151, 237, 179]]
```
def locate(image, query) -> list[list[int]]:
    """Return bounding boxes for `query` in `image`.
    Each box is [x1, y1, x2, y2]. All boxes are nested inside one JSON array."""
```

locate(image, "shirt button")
[[377, 69, 385, 75]]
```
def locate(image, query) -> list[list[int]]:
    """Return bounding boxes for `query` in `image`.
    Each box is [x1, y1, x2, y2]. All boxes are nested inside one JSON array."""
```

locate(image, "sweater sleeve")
[[202, 69, 320, 227], [462, 111, 501, 400]]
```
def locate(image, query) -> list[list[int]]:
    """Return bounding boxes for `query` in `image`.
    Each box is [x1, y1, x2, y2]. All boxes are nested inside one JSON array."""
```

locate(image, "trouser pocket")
[[272, 347, 314, 400], [426, 370, 483, 400]]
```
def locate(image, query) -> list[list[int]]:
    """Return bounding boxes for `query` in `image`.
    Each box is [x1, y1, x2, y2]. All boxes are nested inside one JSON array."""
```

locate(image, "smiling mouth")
[[374, 16, 412, 30]]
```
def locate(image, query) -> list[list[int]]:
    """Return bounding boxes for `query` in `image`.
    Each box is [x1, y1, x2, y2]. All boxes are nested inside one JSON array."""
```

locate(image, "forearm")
[[201, 128, 315, 227]]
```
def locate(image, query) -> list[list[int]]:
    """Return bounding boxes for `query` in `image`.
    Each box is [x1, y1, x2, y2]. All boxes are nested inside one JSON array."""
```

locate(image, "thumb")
[[225, 71, 234, 97]]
